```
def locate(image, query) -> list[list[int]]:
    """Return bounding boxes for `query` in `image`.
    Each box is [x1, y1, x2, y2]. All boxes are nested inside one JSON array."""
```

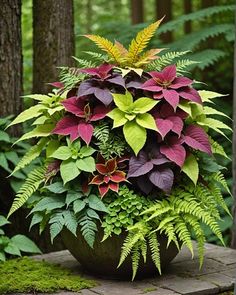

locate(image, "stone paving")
[[13, 242, 236, 295]]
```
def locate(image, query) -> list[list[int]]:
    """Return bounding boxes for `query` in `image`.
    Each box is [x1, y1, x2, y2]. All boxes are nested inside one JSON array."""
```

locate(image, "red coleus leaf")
[[80, 63, 114, 80], [110, 171, 126, 183], [96, 164, 107, 175], [99, 184, 109, 197], [178, 87, 202, 104], [106, 158, 117, 173], [109, 182, 119, 192], [52, 116, 80, 141], [50, 82, 64, 88], [62, 97, 86, 117], [162, 89, 179, 109], [77, 122, 94, 145], [183, 125, 212, 155], [90, 105, 109, 121], [160, 137, 186, 167], [156, 118, 173, 139], [90, 174, 104, 185]]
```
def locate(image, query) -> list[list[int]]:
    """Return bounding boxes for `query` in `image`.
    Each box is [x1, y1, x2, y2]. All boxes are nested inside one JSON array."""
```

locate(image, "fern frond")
[[146, 51, 190, 71], [131, 243, 141, 280], [93, 123, 110, 143], [84, 35, 122, 63], [10, 138, 48, 176], [176, 59, 199, 74], [140, 240, 147, 263], [209, 137, 230, 159], [84, 51, 107, 62], [78, 212, 97, 248], [127, 19, 163, 64], [8, 166, 46, 217], [175, 217, 193, 256], [148, 233, 161, 274], [211, 171, 231, 195]]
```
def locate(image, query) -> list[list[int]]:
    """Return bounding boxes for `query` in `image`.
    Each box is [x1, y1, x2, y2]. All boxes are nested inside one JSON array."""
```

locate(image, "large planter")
[[61, 227, 179, 279]]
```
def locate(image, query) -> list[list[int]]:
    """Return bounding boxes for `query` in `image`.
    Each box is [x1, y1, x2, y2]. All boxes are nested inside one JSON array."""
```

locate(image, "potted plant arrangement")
[[8, 20, 231, 280]]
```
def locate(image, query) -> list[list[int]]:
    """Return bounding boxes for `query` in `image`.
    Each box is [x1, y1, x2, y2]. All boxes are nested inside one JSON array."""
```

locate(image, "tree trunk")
[[231, 7, 236, 249], [184, 0, 192, 34], [131, 0, 144, 25], [201, 0, 215, 8], [33, 0, 75, 94], [0, 0, 23, 135], [156, 0, 172, 43], [85, 0, 92, 33]]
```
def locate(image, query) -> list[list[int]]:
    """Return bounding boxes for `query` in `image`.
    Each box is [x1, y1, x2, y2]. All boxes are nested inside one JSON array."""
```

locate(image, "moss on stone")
[[143, 287, 158, 293], [0, 256, 96, 294]]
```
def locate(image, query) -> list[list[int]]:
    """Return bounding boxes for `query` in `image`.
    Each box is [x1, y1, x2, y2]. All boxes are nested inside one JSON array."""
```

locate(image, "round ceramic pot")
[[61, 227, 179, 279]]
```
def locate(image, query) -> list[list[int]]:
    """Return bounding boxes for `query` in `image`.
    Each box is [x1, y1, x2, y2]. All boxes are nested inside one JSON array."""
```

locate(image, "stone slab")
[[9, 243, 236, 295]]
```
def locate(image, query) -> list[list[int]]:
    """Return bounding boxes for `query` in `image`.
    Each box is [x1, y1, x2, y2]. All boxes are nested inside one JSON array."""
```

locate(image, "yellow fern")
[[126, 18, 163, 64], [84, 35, 122, 64]]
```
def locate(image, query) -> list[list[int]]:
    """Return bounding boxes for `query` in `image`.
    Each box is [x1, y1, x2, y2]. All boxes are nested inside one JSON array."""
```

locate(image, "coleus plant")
[[7, 20, 232, 279]]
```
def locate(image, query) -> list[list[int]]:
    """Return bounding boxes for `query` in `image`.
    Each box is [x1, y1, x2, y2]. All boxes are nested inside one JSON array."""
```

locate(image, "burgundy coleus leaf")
[[62, 97, 86, 117], [149, 167, 174, 194], [141, 64, 200, 109], [154, 104, 184, 139], [52, 116, 81, 141], [45, 160, 61, 182], [160, 136, 186, 167], [77, 122, 94, 145], [80, 63, 114, 80], [183, 125, 212, 155], [49, 82, 64, 89]]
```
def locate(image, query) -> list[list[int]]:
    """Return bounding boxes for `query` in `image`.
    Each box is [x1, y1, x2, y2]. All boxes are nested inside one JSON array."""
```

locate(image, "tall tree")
[[131, 0, 144, 25], [33, 0, 75, 94], [0, 0, 23, 134], [201, 0, 215, 8], [184, 0, 192, 34], [156, 0, 172, 43], [231, 8, 236, 249]]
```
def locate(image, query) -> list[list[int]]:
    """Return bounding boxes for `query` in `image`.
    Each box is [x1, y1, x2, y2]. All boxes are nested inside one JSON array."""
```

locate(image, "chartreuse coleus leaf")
[[182, 154, 199, 185], [198, 90, 227, 104], [50, 139, 96, 184], [108, 91, 158, 155], [8, 93, 65, 128]]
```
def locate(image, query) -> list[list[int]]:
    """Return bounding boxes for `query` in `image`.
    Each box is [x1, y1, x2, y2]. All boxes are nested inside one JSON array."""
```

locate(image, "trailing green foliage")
[[0, 257, 95, 293], [8, 166, 46, 218], [102, 186, 150, 239], [119, 175, 230, 279]]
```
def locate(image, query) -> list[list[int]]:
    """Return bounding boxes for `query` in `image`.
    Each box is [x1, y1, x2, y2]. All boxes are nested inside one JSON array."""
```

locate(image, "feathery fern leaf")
[[8, 166, 46, 217], [148, 233, 161, 274]]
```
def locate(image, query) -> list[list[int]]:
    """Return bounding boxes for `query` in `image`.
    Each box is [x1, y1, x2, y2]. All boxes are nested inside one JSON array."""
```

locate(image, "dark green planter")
[[61, 227, 179, 279]]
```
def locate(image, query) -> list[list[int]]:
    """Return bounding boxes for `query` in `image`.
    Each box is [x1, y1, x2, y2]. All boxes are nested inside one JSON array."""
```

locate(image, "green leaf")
[[46, 140, 60, 157], [10, 235, 41, 253], [66, 191, 83, 206], [0, 216, 10, 227], [123, 121, 146, 155], [132, 97, 158, 113], [63, 211, 78, 236], [198, 90, 227, 103], [88, 195, 108, 212], [76, 157, 95, 172], [136, 113, 157, 131], [4, 242, 21, 256], [197, 118, 232, 139], [209, 137, 229, 159], [182, 154, 199, 185], [5, 151, 20, 166], [45, 182, 67, 194], [32, 115, 48, 125], [203, 106, 232, 120], [79, 146, 96, 157], [31, 196, 65, 213], [60, 160, 80, 184], [0, 252, 6, 261], [108, 108, 127, 128], [178, 101, 192, 116], [87, 209, 100, 220], [50, 222, 64, 243], [0, 130, 10, 142], [0, 153, 10, 172], [50, 146, 72, 160], [112, 91, 133, 111], [29, 213, 43, 230], [23, 94, 52, 102], [73, 200, 86, 213], [15, 124, 54, 143], [8, 105, 43, 127]]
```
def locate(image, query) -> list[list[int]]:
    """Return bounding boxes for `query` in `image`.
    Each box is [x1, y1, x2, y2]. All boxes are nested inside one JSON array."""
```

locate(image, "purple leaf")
[[149, 167, 174, 193], [127, 151, 153, 178], [136, 175, 154, 194], [184, 125, 212, 155], [78, 81, 95, 97], [52, 116, 80, 141], [107, 75, 125, 88], [94, 88, 113, 105]]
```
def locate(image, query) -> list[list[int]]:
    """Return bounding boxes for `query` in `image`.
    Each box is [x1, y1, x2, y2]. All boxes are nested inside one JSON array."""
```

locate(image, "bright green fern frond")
[[176, 59, 199, 74], [140, 240, 147, 263], [211, 172, 232, 195], [84, 51, 107, 62], [148, 233, 161, 274], [131, 243, 141, 280], [10, 138, 48, 176], [8, 166, 46, 218], [175, 217, 193, 256], [93, 123, 110, 144]]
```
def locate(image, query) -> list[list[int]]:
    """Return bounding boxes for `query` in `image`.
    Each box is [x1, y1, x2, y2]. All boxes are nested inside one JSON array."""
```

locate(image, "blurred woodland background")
[[0, 0, 235, 252]]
